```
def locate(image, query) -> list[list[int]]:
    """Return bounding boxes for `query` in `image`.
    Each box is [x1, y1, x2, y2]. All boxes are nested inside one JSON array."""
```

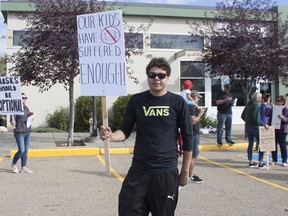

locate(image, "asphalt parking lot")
[[0, 149, 287, 216]]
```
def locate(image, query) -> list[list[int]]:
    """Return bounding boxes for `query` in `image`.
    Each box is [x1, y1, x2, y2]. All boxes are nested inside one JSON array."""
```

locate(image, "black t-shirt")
[[188, 104, 200, 135], [119, 90, 193, 174], [216, 91, 233, 114]]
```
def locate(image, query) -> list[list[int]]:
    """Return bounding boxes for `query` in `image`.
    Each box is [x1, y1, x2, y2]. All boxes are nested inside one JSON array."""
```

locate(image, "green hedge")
[[110, 94, 132, 131], [45, 95, 134, 132], [46, 106, 69, 131], [74, 96, 103, 132]]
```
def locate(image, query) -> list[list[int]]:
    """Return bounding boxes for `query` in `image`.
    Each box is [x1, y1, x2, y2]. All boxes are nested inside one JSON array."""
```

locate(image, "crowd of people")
[[98, 57, 287, 215], [9, 57, 287, 216], [241, 92, 288, 168]]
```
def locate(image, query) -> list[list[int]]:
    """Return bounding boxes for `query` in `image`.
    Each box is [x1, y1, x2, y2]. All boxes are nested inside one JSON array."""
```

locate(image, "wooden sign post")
[[102, 96, 111, 175]]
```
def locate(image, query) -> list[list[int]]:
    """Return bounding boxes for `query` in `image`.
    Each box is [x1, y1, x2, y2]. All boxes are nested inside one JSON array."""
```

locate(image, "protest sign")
[[0, 76, 23, 115], [77, 10, 126, 96], [271, 106, 283, 129], [259, 126, 275, 152]]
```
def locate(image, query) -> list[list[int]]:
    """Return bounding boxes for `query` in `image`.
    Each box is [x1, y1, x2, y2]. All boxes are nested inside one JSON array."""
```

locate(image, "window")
[[211, 79, 247, 106], [124, 33, 143, 49], [180, 61, 205, 106], [13, 30, 32, 47], [150, 34, 203, 50], [260, 82, 271, 97], [13, 30, 26, 46]]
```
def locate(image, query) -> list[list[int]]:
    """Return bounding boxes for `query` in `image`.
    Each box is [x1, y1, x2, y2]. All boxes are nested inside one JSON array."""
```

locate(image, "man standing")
[[188, 90, 205, 183], [216, 84, 235, 145], [100, 57, 193, 216]]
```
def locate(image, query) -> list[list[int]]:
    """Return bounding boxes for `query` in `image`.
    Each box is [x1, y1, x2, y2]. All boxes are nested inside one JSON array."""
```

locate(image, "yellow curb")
[[10, 143, 248, 158], [100, 147, 134, 155], [199, 143, 248, 151], [10, 148, 101, 158]]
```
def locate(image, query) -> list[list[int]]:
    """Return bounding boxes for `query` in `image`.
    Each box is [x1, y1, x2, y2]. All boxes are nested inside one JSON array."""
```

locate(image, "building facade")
[[1, 1, 288, 127]]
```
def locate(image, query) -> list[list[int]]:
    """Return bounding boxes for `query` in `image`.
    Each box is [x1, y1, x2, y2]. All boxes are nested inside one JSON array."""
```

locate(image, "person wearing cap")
[[215, 84, 235, 145], [180, 80, 195, 106], [188, 90, 205, 183]]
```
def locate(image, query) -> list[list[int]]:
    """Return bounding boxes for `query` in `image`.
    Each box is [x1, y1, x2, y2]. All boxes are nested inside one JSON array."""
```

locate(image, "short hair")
[[251, 92, 262, 102], [146, 57, 171, 76]]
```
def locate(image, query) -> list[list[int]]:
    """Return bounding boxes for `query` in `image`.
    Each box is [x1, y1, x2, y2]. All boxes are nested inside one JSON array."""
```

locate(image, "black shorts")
[[119, 167, 179, 216]]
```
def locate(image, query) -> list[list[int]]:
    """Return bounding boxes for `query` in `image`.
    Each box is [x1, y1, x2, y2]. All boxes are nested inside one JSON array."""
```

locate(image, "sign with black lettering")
[[259, 126, 275, 152], [0, 76, 24, 114], [77, 10, 126, 96]]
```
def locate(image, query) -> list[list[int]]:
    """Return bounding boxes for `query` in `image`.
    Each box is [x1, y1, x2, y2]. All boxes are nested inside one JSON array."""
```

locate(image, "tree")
[[187, 0, 288, 103], [0, 55, 7, 76], [9, 0, 151, 145]]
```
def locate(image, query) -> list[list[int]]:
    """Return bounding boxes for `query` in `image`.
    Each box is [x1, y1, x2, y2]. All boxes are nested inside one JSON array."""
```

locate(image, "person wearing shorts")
[[188, 90, 205, 183]]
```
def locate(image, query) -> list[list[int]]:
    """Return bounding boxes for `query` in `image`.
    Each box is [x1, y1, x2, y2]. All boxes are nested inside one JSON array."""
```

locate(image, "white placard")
[[77, 10, 126, 96], [271, 106, 283, 129], [0, 76, 24, 115], [259, 126, 275, 152]]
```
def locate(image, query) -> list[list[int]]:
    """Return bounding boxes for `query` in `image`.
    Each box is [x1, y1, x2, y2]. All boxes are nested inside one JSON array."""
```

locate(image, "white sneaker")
[[21, 167, 33, 173], [11, 164, 19, 174], [282, 162, 287, 167]]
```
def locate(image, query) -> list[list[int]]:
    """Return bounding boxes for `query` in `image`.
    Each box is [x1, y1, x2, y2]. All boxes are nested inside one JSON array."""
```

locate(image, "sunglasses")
[[22, 97, 28, 99], [147, 72, 167, 80]]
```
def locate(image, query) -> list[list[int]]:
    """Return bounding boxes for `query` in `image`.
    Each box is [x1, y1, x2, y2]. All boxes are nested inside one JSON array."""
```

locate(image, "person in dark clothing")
[[241, 92, 269, 169], [271, 95, 288, 167], [10, 93, 34, 174], [188, 90, 205, 183], [100, 57, 193, 216], [216, 84, 235, 145]]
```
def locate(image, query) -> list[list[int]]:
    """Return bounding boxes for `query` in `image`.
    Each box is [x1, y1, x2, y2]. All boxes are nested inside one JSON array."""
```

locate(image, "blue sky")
[[1, 0, 288, 55]]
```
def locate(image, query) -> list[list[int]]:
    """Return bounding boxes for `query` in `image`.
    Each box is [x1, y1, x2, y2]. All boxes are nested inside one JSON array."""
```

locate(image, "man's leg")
[[217, 112, 225, 144], [225, 114, 233, 143], [189, 135, 202, 183], [119, 168, 149, 216], [148, 169, 179, 216]]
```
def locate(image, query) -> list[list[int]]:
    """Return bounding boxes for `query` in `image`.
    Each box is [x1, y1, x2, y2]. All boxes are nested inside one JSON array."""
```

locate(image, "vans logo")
[[143, 106, 169, 116]]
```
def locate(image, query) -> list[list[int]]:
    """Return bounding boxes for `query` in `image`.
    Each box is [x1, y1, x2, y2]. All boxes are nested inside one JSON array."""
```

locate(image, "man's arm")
[[179, 150, 192, 186], [216, 96, 233, 105], [191, 108, 205, 125], [99, 126, 126, 142]]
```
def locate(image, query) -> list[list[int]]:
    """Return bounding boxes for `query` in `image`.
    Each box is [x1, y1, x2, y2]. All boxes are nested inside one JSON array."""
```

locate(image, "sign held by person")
[[77, 10, 126, 96], [0, 76, 24, 115], [259, 126, 275, 152], [271, 106, 283, 129]]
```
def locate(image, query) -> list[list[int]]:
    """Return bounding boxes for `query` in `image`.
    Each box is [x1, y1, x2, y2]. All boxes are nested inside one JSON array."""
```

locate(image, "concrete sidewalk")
[[0, 124, 248, 158]]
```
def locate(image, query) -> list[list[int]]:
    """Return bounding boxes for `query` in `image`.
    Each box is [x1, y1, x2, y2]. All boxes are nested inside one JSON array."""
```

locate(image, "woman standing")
[[241, 92, 269, 169], [271, 95, 288, 167], [260, 94, 272, 125], [10, 93, 34, 174]]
